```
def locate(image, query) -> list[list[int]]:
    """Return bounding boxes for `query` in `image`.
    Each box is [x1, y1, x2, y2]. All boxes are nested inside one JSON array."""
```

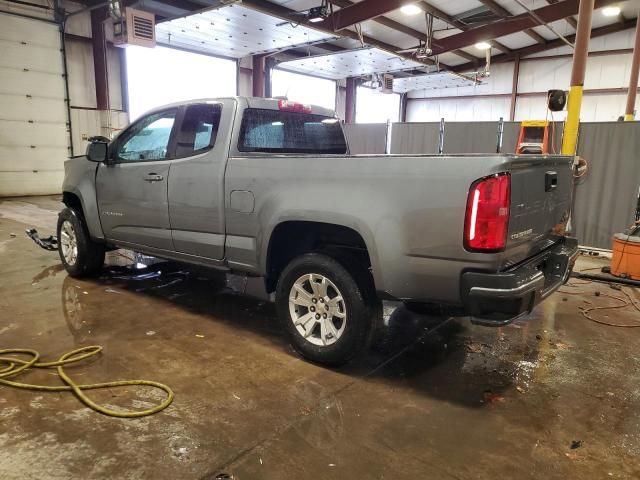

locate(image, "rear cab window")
[[238, 108, 347, 154]]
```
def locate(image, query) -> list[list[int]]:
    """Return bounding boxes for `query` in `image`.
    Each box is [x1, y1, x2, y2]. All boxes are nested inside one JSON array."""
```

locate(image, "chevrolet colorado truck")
[[59, 96, 578, 365]]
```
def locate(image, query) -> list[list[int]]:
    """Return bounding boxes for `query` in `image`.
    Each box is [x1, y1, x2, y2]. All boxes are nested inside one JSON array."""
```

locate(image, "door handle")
[[144, 173, 164, 183], [545, 171, 557, 192]]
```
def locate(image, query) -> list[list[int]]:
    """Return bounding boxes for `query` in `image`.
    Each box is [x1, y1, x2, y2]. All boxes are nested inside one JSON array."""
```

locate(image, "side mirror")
[[86, 137, 109, 163]]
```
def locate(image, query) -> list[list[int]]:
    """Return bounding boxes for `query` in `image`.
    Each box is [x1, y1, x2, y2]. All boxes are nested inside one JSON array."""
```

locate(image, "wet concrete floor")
[[1, 196, 640, 479]]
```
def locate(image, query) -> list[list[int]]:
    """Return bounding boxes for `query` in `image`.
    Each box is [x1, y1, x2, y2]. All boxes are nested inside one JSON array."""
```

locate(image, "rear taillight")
[[464, 173, 511, 252]]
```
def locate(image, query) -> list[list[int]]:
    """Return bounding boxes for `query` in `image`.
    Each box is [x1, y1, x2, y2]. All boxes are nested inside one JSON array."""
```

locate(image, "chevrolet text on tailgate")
[[59, 97, 579, 366]]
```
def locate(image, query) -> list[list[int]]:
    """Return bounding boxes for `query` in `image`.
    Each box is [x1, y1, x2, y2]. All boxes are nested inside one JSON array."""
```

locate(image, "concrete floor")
[[1, 196, 640, 480]]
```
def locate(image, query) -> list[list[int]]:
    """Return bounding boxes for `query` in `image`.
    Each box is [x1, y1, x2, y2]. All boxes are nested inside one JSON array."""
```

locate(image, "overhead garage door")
[[0, 12, 69, 197]]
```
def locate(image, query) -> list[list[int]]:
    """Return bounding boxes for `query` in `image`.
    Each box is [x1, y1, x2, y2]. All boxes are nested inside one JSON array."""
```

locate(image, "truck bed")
[[224, 152, 575, 305]]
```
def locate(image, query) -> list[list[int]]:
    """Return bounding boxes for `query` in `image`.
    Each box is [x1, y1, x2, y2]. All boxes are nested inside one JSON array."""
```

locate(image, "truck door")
[[167, 100, 232, 260], [96, 108, 177, 250]]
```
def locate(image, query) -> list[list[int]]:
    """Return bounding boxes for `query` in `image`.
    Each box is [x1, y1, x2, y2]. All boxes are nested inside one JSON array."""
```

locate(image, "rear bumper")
[[461, 237, 579, 326]]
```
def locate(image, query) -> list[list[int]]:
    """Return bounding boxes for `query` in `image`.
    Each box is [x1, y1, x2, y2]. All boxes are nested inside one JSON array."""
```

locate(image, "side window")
[[174, 103, 222, 158], [116, 109, 177, 162]]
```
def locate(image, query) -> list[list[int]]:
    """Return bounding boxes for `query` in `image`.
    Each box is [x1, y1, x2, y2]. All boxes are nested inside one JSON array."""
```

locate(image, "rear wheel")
[[276, 253, 376, 366], [57, 207, 105, 278]]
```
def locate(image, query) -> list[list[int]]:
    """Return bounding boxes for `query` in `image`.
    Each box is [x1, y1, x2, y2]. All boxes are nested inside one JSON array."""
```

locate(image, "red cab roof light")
[[278, 99, 312, 114], [464, 173, 511, 252]]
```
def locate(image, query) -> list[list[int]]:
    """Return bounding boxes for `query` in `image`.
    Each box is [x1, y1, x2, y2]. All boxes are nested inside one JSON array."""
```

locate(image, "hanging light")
[[602, 6, 621, 17], [475, 41, 492, 50], [400, 4, 422, 15]]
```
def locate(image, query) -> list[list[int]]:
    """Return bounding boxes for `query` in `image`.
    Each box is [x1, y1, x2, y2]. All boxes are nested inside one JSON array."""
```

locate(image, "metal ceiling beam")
[[317, 0, 410, 31], [451, 16, 637, 72], [328, 0, 479, 63], [546, 0, 578, 29], [477, 0, 547, 44], [241, 0, 444, 70], [431, 0, 618, 56], [417, 1, 512, 55], [329, 0, 426, 39]]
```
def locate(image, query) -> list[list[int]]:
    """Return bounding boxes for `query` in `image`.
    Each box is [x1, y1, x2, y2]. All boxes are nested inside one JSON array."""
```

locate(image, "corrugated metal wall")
[[389, 123, 440, 154], [574, 122, 640, 249], [345, 121, 563, 155], [344, 124, 388, 155]]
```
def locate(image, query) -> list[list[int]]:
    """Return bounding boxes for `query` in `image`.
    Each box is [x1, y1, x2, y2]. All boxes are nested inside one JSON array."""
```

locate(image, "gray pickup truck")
[[59, 96, 578, 365]]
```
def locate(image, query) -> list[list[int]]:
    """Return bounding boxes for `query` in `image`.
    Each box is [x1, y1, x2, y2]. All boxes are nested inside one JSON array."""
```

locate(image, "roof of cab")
[[142, 96, 336, 119]]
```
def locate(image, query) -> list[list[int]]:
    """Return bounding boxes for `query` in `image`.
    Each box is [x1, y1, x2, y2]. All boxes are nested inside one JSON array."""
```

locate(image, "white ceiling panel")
[[423, 0, 482, 17], [529, 19, 575, 41], [498, 0, 535, 15], [278, 47, 426, 80], [434, 28, 466, 40], [439, 51, 471, 66], [496, 31, 537, 50], [392, 71, 479, 93], [383, 9, 451, 33], [155, 3, 337, 59]]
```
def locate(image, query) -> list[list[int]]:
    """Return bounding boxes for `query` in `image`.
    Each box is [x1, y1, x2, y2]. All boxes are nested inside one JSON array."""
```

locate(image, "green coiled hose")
[[0, 346, 174, 418]]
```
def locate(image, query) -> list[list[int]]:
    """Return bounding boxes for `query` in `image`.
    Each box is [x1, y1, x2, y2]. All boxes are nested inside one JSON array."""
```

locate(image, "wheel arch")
[[262, 217, 381, 294], [62, 189, 104, 241]]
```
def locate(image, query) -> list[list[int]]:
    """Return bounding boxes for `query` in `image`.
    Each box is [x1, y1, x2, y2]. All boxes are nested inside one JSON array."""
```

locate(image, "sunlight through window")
[[126, 46, 237, 120]]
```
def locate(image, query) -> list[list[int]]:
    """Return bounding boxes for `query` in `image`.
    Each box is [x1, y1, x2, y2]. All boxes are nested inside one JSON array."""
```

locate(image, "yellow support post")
[[561, 85, 584, 155], [560, 0, 594, 155]]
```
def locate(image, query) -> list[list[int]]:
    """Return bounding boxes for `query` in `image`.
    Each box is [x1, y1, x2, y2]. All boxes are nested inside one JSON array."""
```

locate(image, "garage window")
[[126, 45, 236, 121], [238, 109, 347, 154], [271, 69, 336, 111], [174, 103, 222, 158], [356, 86, 400, 123]]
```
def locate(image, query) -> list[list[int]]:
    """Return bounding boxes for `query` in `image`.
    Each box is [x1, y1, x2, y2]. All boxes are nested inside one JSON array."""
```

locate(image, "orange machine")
[[516, 120, 550, 154], [611, 230, 640, 280]]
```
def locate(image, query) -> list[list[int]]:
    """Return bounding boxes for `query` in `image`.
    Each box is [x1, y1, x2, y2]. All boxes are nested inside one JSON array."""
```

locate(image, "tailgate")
[[503, 155, 574, 267]]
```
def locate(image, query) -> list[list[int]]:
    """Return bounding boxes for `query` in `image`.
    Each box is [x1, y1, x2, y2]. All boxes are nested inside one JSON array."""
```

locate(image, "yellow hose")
[[0, 346, 174, 418]]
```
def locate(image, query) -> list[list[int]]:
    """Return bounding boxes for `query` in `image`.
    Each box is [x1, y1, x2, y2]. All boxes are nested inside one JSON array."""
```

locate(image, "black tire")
[[276, 253, 377, 366], [57, 207, 105, 278]]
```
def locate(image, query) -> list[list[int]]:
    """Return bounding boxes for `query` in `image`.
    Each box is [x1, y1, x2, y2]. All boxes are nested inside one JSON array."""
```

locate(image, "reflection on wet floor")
[[3, 199, 640, 480], [59, 249, 539, 410]]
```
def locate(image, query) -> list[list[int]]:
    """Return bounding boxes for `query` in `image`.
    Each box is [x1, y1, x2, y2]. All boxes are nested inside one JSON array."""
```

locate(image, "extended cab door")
[[96, 108, 178, 250], [167, 100, 235, 260]]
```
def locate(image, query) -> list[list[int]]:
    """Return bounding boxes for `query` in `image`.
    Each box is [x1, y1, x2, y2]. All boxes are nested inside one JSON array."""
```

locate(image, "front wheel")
[[276, 253, 376, 366], [57, 208, 105, 278]]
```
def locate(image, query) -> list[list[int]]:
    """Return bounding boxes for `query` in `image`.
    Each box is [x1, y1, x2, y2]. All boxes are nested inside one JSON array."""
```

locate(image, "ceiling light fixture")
[[602, 6, 621, 17], [400, 4, 422, 15], [475, 41, 492, 50]]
